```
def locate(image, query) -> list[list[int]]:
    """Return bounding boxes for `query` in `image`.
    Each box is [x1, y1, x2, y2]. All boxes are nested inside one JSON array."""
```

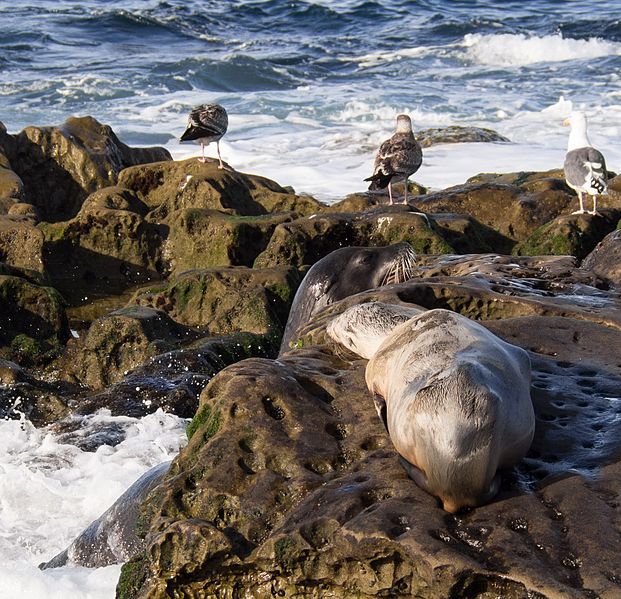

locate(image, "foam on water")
[[0, 409, 188, 598], [461, 32, 621, 67]]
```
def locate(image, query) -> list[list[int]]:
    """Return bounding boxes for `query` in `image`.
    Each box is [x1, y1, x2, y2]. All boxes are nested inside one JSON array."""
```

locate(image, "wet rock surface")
[[0, 118, 619, 598]]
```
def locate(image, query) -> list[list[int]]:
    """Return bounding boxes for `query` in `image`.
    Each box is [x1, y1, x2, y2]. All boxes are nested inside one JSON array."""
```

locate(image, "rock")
[[75, 331, 279, 419], [329, 183, 427, 213], [0, 274, 69, 364], [581, 228, 621, 288], [254, 205, 452, 269], [416, 125, 510, 147], [513, 210, 621, 260], [118, 158, 325, 218], [131, 266, 299, 336], [163, 209, 294, 276], [0, 152, 25, 208], [416, 181, 575, 242], [7, 202, 39, 219], [117, 252, 621, 598], [38, 186, 163, 287], [9, 116, 171, 221], [63, 306, 196, 389], [0, 215, 46, 280]]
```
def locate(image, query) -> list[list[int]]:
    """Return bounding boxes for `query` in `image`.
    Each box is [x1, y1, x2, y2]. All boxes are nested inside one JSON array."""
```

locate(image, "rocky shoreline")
[[1, 117, 620, 598]]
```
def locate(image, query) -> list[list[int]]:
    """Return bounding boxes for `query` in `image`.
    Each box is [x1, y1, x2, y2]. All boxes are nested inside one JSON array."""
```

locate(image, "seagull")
[[180, 103, 229, 168], [364, 114, 423, 205], [563, 111, 607, 216]]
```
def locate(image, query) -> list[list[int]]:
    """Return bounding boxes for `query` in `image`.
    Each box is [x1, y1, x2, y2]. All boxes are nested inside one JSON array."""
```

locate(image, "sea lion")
[[279, 242, 416, 354], [327, 301, 423, 358], [40, 461, 170, 569], [329, 304, 534, 513]]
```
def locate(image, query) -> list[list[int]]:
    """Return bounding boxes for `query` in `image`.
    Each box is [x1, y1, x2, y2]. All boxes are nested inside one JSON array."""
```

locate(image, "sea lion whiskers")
[[380, 245, 416, 286]]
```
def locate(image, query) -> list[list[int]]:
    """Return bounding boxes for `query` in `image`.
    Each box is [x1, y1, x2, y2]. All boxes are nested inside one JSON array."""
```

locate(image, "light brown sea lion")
[[329, 304, 534, 513]]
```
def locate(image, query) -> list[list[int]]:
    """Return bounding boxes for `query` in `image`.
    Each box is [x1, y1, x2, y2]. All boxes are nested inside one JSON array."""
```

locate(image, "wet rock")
[[0, 274, 69, 364], [131, 266, 299, 336], [582, 228, 621, 288], [118, 158, 324, 218], [63, 306, 196, 389], [163, 209, 294, 276], [329, 182, 427, 212], [39, 186, 163, 287], [514, 210, 621, 260], [117, 252, 621, 598], [76, 331, 278, 418], [254, 205, 452, 269], [416, 125, 510, 147], [7, 202, 39, 219], [8, 116, 171, 221]]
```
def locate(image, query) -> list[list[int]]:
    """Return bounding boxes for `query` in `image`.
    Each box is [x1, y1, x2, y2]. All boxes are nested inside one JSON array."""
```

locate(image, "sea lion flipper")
[[373, 393, 389, 433], [398, 455, 431, 492]]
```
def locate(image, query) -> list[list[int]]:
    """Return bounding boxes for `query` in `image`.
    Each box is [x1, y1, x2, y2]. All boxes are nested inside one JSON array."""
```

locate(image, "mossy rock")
[[131, 266, 299, 335], [65, 305, 195, 389], [163, 209, 294, 275], [513, 209, 621, 259], [582, 228, 621, 287], [417, 181, 575, 241], [0, 274, 69, 359], [9, 116, 171, 222], [119, 158, 325, 218], [254, 206, 452, 269], [39, 186, 164, 287]]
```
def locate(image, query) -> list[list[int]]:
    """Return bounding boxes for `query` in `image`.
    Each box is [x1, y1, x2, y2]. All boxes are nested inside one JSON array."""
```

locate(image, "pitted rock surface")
[[118, 256, 621, 598]]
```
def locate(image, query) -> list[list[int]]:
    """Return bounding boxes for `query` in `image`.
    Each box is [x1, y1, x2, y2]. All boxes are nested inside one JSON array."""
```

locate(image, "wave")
[[461, 32, 621, 67]]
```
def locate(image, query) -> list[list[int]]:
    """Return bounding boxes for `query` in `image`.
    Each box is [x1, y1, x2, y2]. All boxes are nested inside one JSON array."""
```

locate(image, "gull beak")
[[562, 118, 570, 126]]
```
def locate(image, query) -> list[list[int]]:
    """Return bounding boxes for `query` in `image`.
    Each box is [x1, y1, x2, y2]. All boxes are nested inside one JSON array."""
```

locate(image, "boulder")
[[39, 186, 163, 287], [254, 205, 452, 269], [73, 331, 278, 419], [416, 181, 575, 242], [581, 227, 621, 288], [162, 209, 294, 276], [8, 116, 171, 221], [131, 266, 299, 336], [63, 306, 195, 389], [0, 151, 25, 208], [0, 274, 69, 364], [118, 158, 325, 218], [513, 210, 621, 260], [0, 215, 46, 280]]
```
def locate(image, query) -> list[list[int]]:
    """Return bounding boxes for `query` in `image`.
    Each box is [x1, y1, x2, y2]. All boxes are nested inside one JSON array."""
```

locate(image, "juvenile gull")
[[563, 111, 607, 215], [180, 103, 228, 168], [364, 114, 423, 205]]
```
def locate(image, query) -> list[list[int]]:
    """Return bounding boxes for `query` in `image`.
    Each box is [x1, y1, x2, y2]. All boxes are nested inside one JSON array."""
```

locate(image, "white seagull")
[[180, 103, 229, 169], [563, 111, 607, 216], [365, 114, 423, 205]]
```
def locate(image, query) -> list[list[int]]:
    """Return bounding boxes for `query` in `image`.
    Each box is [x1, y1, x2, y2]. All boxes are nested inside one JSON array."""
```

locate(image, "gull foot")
[[589, 210, 601, 216], [198, 157, 207, 163], [572, 209, 586, 215], [218, 164, 235, 172]]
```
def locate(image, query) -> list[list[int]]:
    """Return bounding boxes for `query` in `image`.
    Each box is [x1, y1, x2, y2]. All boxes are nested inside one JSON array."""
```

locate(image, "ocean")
[[1, 1, 620, 596]]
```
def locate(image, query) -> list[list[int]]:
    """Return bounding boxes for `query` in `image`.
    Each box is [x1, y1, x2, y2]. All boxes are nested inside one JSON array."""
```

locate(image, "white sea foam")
[[462, 32, 621, 67], [0, 409, 188, 599]]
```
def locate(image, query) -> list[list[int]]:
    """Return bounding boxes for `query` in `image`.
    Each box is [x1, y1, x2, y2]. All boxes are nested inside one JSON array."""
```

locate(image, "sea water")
[[1, 1, 620, 596]]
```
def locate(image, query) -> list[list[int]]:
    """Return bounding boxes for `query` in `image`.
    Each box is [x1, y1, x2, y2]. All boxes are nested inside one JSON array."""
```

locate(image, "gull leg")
[[217, 140, 225, 169], [388, 182, 394, 205], [403, 178, 408, 204], [572, 191, 585, 214], [198, 142, 206, 163], [589, 195, 600, 216]]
